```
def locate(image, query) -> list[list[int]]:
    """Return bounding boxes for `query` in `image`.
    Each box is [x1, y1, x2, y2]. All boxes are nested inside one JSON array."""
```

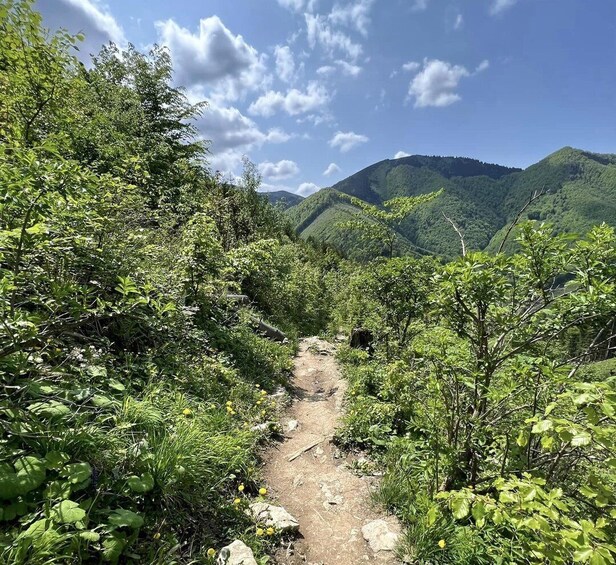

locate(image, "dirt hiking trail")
[[264, 337, 402, 565]]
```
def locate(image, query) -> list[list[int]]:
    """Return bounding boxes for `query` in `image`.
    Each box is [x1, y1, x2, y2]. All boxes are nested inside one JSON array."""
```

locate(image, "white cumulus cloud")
[[155, 16, 267, 101], [329, 131, 369, 153], [258, 160, 300, 180], [454, 13, 464, 29], [408, 59, 473, 108], [195, 103, 291, 178], [248, 82, 331, 117], [323, 162, 341, 176], [36, 0, 126, 59], [297, 182, 320, 196], [394, 151, 411, 158]]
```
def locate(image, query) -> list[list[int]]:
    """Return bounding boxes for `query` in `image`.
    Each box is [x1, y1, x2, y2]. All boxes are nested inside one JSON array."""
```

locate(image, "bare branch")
[[442, 213, 466, 256], [497, 186, 548, 254]]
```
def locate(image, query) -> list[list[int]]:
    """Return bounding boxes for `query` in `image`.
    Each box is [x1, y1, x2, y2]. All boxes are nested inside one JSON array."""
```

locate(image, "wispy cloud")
[[329, 131, 369, 152], [490, 0, 519, 16]]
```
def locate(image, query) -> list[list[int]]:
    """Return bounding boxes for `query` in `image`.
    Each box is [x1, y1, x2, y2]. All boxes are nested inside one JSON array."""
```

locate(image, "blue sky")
[[37, 0, 616, 195]]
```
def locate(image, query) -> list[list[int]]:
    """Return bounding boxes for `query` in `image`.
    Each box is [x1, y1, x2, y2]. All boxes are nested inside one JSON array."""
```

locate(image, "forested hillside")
[[288, 149, 616, 259], [0, 3, 335, 562], [264, 190, 305, 210]]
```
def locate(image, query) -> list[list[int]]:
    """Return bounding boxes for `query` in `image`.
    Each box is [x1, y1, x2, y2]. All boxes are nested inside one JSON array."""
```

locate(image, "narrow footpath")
[[264, 337, 401, 565]]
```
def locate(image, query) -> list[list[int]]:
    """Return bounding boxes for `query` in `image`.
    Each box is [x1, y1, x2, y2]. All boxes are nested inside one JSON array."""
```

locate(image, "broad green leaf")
[[19, 519, 49, 539], [531, 420, 553, 434], [126, 472, 154, 494], [79, 530, 100, 542], [52, 500, 86, 524], [28, 400, 71, 419], [451, 496, 470, 519], [571, 432, 592, 447], [102, 531, 127, 563], [108, 509, 144, 529], [573, 548, 593, 562], [14, 456, 46, 495], [61, 462, 92, 484], [45, 452, 69, 470]]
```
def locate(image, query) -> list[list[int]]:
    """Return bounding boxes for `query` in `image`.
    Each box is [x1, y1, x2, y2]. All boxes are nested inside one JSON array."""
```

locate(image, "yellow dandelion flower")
[[260, 390, 267, 396], [226, 401, 232, 406], [226, 406, 233, 412], [255, 384, 260, 388], [256, 527, 264, 536], [182, 408, 192, 416], [153, 532, 161, 540], [207, 548, 216, 558], [259, 487, 267, 496], [266, 527, 275, 536], [238, 484, 245, 492], [438, 539, 446, 549], [233, 498, 241, 505], [230, 409, 236, 415], [256, 400, 262, 405]]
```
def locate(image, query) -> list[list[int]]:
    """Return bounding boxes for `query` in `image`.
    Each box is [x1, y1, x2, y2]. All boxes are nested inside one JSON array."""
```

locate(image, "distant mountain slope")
[[487, 147, 616, 251], [262, 190, 304, 210], [286, 148, 616, 259]]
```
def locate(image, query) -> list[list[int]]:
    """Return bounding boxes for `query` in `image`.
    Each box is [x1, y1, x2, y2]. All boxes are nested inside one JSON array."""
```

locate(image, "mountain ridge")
[[285, 147, 616, 259]]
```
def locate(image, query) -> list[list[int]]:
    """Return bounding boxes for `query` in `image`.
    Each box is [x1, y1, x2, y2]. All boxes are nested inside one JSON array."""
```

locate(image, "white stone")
[[217, 540, 257, 565], [249, 502, 300, 533], [286, 419, 299, 432], [361, 519, 400, 553]]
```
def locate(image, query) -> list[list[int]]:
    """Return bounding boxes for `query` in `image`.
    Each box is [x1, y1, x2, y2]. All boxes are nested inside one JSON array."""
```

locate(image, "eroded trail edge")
[[264, 337, 401, 565]]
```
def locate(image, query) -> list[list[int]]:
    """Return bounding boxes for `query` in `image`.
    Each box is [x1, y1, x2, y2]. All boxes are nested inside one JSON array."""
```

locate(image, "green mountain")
[[286, 148, 616, 259], [262, 190, 304, 210]]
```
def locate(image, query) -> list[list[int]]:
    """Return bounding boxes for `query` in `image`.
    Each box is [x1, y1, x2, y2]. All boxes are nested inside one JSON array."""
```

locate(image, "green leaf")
[[451, 496, 471, 519], [126, 472, 154, 494], [531, 420, 553, 434], [52, 500, 86, 524], [28, 400, 71, 419], [516, 430, 529, 447], [108, 509, 144, 529], [102, 531, 127, 563], [61, 462, 92, 484], [44, 452, 69, 470], [589, 551, 609, 565], [14, 456, 46, 495], [91, 395, 114, 408], [19, 519, 49, 539], [79, 530, 100, 542], [573, 548, 593, 562], [572, 432, 592, 447]]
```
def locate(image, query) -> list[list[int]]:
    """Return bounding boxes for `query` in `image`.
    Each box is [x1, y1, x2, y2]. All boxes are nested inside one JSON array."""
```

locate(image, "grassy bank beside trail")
[[0, 2, 336, 562]]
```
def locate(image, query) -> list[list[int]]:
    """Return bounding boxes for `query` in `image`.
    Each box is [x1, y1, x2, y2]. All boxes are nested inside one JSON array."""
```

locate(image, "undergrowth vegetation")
[[334, 227, 616, 564], [0, 2, 335, 562]]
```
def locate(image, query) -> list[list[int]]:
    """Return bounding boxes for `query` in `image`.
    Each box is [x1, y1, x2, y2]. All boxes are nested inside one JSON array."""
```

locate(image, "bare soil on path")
[[264, 337, 401, 565]]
